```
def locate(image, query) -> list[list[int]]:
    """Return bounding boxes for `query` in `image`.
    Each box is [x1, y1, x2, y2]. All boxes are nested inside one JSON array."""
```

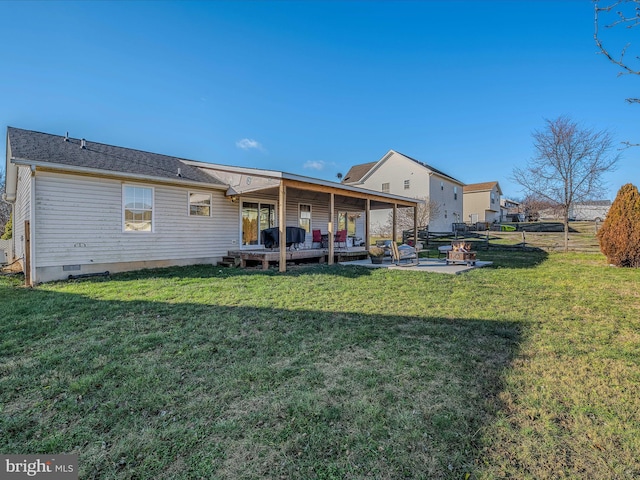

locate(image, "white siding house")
[[5, 127, 418, 283], [342, 150, 464, 233], [31, 172, 239, 281]]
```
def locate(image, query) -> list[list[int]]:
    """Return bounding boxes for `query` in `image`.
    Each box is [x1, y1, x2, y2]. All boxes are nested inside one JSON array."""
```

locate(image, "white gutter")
[[9, 157, 229, 191], [4, 135, 18, 202]]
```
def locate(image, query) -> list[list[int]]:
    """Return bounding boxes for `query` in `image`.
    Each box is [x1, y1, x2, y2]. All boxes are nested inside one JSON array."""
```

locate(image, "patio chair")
[[391, 242, 419, 266], [335, 229, 347, 249], [312, 229, 322, 248]]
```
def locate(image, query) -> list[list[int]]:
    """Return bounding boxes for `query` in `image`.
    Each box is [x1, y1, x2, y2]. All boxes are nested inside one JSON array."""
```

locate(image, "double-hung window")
[[299, 204, 312, 233], [381, 182, 390, 193], [123, 185, 153, 232], [189, 192, 212, 216]]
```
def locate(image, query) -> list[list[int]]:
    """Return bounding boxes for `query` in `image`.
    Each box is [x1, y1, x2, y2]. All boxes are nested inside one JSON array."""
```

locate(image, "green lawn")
[[1, 251, 639, 479]]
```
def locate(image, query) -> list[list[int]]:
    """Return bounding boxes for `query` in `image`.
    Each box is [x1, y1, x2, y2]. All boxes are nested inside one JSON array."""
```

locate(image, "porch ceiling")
[[240, 180, 417, 210], [196, 163, 418, 210]]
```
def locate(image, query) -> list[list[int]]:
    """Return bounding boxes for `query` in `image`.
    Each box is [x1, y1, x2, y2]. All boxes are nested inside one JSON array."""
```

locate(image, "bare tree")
[[594, 1, 640, 77], [521, 194, 559, 221], [0, 169, 11, 232], [594, 0, 640, 138], [370, 219, 392, 239], [384, 197, 441, 239], [513, 116, 619, 252]]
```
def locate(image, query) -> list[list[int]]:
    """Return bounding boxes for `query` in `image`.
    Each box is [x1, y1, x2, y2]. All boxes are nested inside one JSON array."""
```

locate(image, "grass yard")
[[1, 250, 639, 479]]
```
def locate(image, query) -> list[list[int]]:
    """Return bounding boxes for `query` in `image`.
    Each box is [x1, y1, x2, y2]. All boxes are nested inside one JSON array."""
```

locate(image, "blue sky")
[[1, 0, 637, 199]]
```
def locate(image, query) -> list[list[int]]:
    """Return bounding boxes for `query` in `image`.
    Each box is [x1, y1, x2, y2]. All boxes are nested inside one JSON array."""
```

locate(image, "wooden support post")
[[365, 199, 371, 248], [413, 205, 418, 247], [279, 182, 287, 272], [328, 193, 335, 265], [392, 204, 397, 243], [24, 220, 31, 286]]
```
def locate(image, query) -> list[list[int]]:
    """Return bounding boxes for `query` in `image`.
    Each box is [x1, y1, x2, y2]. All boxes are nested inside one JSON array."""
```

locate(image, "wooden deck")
[[228, 248, 368, 270]]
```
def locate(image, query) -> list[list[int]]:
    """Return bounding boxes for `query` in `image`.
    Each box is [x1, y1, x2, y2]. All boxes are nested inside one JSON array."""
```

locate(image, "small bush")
[[597, 183, 640, 267]]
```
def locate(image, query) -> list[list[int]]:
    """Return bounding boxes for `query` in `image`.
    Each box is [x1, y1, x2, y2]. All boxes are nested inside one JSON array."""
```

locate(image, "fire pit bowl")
[[445, 241, 477, 266]]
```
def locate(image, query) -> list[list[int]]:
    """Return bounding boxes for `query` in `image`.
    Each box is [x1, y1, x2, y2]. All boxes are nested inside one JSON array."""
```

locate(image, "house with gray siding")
[[569, 200, 611, 221], [4, 127, 418, 284]]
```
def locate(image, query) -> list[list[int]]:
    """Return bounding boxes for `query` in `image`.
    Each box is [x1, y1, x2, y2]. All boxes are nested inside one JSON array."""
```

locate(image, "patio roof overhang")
[[188, 161, 420, 210], [186, 162, 420, 272]]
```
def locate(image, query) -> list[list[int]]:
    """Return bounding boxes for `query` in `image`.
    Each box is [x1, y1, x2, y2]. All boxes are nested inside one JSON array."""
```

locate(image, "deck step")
[[219, 255, 241, 268]]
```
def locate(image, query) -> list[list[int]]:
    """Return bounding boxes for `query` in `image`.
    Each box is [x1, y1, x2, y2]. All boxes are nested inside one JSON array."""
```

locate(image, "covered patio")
[[193, 162, 420, 272]]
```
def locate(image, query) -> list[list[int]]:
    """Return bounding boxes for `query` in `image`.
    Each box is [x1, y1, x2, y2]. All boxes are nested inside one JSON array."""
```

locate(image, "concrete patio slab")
[[338, 257, 492, 274]]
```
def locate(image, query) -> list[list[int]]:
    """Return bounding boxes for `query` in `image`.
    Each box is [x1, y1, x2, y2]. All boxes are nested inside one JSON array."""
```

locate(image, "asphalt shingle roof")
[[342, 161, 377, 184], [7, 127, 225, 186], [463, 181, 500, 193]]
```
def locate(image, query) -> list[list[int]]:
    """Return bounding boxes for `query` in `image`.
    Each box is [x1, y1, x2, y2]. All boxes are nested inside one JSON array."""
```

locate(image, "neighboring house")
[[500, 198, 524, 222], [538, 200, 611, 221], [463, 181, 502, 224], [570, 200, 611, 221], [342, 150, 464, 232], [4, 127, 418, 284]]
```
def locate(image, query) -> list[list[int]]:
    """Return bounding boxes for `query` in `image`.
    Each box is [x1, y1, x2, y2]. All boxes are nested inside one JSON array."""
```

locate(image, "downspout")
[[29, 165, 36, 285]]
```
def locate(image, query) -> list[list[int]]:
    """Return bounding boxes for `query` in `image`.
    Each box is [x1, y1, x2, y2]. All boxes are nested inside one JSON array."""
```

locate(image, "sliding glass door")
[[242, 201, 276, 247]]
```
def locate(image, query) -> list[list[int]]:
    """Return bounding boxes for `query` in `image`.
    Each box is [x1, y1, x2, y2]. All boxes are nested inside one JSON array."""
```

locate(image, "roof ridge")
[[394, 150, 463, 184]]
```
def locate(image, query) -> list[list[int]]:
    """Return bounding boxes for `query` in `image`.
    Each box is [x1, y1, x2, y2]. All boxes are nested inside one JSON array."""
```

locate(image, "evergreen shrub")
[[597, 183, 640, 267]]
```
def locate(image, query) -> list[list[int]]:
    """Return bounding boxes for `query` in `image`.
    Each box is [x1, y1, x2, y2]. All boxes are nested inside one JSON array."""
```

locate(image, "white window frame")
[[122, 184, 154, 233], [404, 179, 410, 190], [189, 191, 212, 217], [381, 182, 390, 193], [299, 203, 312, 233], [240, 198, 277, 249], [454, 186, 458, 200]]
